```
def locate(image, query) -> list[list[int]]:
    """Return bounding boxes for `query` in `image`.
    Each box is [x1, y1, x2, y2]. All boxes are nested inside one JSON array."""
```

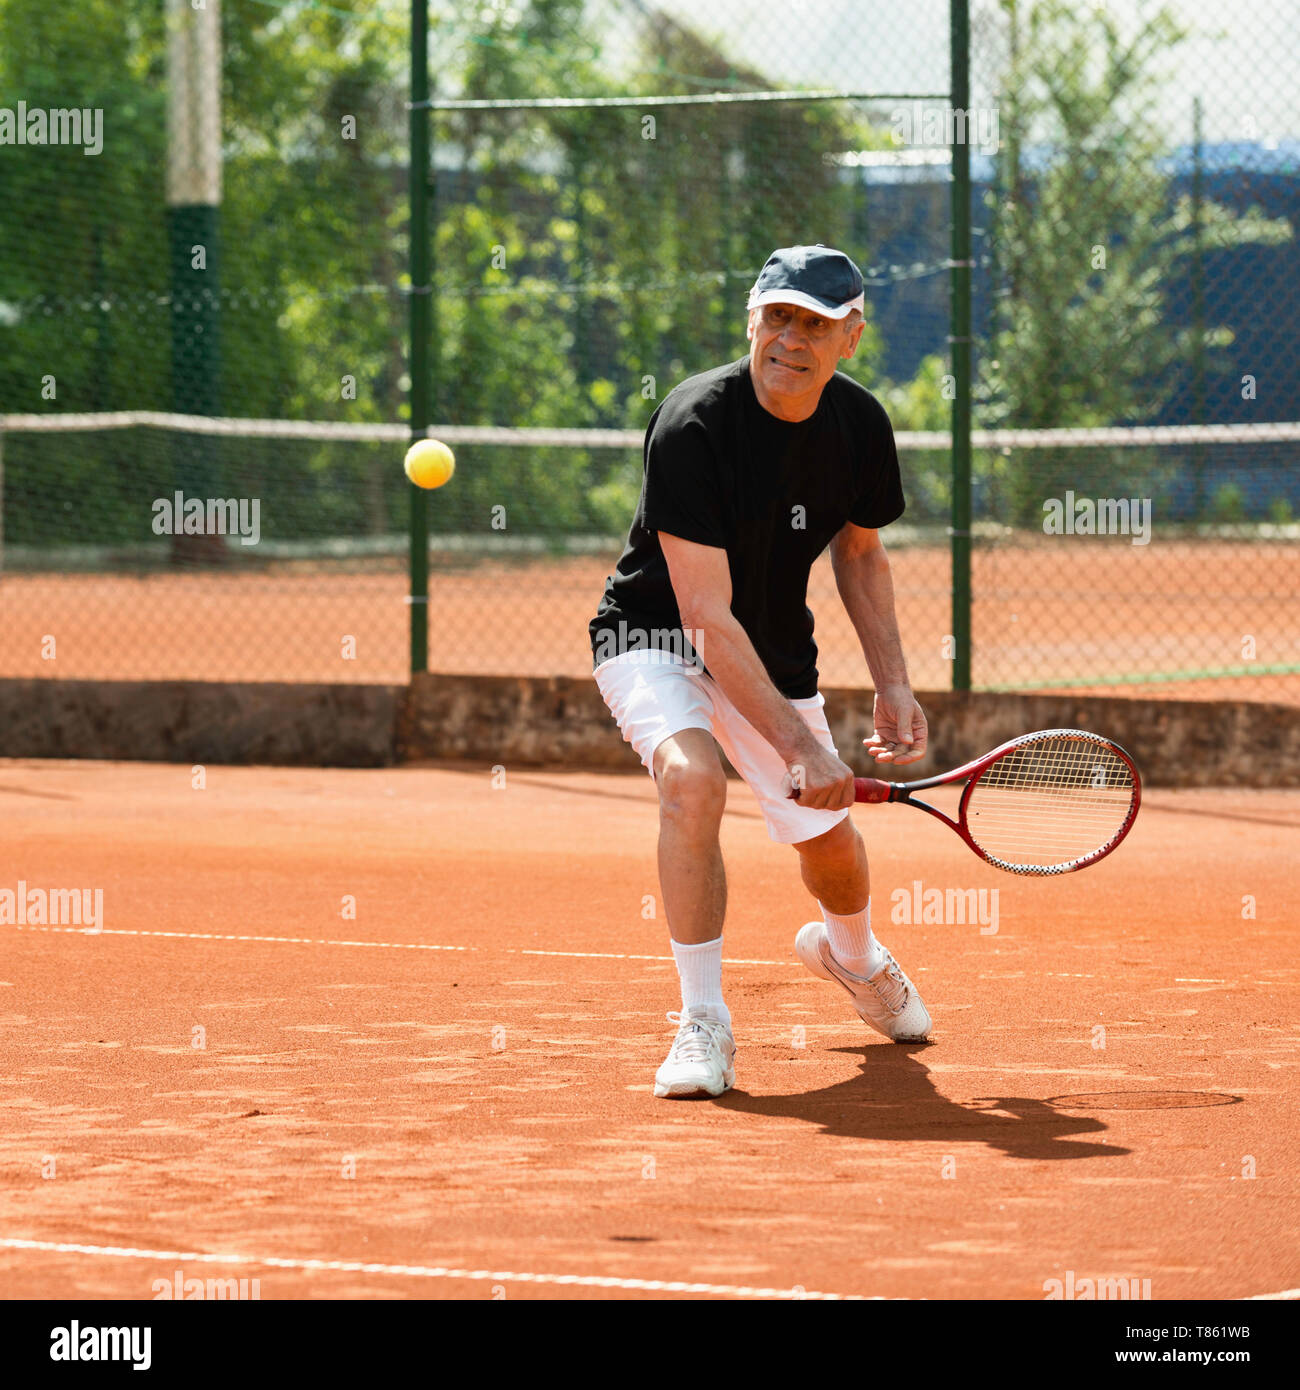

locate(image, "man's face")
[[746, 301, 865, 421]]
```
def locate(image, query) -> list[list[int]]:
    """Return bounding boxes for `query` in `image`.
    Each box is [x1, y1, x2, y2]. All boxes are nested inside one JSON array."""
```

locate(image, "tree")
[[981, 0, 1291, 522]]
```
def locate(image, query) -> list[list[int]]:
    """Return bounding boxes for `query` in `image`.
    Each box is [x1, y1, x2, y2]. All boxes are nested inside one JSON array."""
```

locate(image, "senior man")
[[590, 245, 931, 1098]]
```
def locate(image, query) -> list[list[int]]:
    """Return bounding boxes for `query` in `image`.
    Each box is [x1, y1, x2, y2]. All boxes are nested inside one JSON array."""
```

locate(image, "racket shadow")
[[716, 1044, 1128, 1160]]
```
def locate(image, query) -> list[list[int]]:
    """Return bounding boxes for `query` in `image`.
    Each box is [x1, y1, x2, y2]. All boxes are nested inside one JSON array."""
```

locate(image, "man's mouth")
[[769, 355, 809, 373]]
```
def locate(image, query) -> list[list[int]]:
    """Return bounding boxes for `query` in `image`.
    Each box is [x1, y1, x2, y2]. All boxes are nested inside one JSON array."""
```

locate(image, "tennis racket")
[[848, 728, 1140, 876]]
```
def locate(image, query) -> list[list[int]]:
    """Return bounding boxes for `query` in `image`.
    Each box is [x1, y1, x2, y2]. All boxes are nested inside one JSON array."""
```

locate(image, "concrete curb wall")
[[2, 675, 1297, 786], [403, 675, 1298, 788], [0, 679, 402, 766], [399, 673, 636, 769]]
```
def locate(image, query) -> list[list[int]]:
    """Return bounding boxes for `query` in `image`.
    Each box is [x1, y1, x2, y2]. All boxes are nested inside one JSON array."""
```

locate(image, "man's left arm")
[[830, 522, 927, 765]]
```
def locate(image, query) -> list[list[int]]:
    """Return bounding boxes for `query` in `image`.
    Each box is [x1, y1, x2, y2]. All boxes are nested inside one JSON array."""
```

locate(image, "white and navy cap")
[[747, 244, 866, 320]]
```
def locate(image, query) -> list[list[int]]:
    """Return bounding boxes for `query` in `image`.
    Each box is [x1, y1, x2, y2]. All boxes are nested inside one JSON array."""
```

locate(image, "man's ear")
[[745, 308, 757, 343], [841, 320, 866, 361]]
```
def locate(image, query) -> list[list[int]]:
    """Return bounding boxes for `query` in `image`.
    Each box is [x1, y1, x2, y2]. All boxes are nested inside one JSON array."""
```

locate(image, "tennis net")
[[1, 412, 1296, 700]]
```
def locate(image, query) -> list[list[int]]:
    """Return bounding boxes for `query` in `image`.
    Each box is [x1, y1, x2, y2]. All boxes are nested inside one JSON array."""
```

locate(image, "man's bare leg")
[[792, 815, 931, 1039], [793, 817, 881, 978], [651, 729, 736, 1097], [653, 729, 727, 945], [793, 815, 869, 913]]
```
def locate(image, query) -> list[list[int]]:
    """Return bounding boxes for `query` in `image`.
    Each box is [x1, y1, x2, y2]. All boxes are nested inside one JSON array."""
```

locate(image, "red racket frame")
[[851, 728, 1142, 876]]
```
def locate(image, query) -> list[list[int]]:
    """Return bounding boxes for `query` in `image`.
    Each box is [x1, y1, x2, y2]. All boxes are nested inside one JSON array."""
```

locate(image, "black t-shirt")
[[589, 356, 905, 699]]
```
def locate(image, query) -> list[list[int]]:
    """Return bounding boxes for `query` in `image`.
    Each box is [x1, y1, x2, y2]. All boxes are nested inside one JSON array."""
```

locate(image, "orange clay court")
[[3, 537, 1298, 701], [0, 759, 1297, 1300]]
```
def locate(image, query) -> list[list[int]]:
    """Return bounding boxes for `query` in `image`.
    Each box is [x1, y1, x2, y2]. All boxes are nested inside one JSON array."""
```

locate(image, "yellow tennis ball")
[[404, 439, 455, 489]]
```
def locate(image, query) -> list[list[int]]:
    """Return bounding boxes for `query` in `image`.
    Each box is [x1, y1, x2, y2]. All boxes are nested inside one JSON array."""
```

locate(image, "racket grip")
[[853, 777, 895, 804]]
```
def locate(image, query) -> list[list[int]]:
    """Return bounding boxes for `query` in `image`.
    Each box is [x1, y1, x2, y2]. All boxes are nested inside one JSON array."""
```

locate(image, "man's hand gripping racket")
[[795, 719, 1141, 876]]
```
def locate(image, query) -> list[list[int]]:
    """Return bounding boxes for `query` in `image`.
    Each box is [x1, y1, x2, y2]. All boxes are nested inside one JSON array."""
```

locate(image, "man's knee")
[[655, 736, 726, 831], [793, 816, 863, 868]]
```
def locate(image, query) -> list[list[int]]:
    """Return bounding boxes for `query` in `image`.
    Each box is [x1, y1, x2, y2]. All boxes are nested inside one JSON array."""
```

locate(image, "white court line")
[[5, 924, 470, 952], [0, 1237, 868, 1300], [3, 923, 799, 968], [2, 1237, 1289, 1301]]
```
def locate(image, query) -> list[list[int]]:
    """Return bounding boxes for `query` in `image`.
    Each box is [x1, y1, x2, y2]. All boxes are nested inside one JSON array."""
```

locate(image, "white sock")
[[820, 900, 884, 979], [670, 936, 730, 1025]]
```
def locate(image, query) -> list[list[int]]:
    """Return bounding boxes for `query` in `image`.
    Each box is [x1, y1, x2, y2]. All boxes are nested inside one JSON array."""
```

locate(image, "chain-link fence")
[[0, 0, 410, 681], [964, 0, 1300, 700], [2, 1, 1297, 700]]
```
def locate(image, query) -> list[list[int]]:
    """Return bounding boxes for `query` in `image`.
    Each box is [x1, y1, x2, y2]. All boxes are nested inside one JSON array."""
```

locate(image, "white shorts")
[[594, 648, 849, 845]]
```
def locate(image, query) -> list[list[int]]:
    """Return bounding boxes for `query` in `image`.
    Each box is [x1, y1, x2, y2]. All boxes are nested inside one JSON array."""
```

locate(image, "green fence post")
[[949, 0, 973, 692], [166, 0, 222, 563], [1190, 95, 1208, 514], [409, 0, 430, 676]]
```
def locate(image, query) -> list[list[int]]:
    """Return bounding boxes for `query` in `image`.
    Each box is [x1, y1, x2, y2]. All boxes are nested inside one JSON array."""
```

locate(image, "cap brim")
[[747, 287, 865, 319]]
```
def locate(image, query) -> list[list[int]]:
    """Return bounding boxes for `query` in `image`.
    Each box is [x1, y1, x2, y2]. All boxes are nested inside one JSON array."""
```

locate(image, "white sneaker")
[[653, 1007, 736, 1098], [795, 921, 931, 1042]]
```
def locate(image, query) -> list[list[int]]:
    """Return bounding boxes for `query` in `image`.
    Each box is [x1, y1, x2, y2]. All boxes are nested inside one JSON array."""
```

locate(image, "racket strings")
[[964, 737, 1136, 871]]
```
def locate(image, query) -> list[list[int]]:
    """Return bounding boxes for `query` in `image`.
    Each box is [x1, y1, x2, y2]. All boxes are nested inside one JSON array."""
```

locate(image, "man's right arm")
[[659, 530, 855, 810]]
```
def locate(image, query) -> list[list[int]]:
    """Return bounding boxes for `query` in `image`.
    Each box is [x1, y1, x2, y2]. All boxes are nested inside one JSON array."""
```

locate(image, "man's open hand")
[[865, 686, 928, 765]]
